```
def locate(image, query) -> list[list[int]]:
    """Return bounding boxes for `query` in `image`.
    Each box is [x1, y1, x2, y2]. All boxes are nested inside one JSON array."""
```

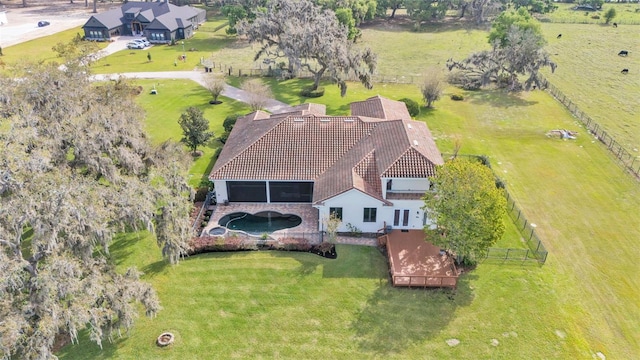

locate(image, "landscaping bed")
[[188, 235, 337, 259]]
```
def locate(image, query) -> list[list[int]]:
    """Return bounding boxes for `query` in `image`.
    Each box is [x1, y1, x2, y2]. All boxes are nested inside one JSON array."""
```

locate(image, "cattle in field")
[[621, 69, 629, 74], [557, 34, 562, 39], [613, 23, 617, 28], [618, 50, 629, 57]]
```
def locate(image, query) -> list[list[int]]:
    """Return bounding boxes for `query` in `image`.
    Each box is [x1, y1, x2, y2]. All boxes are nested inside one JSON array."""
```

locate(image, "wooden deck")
[[380, 230, 459, 288]]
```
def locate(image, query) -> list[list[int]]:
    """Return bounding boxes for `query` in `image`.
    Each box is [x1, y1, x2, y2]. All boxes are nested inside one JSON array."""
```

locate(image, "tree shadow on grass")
[[108, 232, 144, 266], [141, 259, 171, 278], [57, 329, 128, 360], [350, 272, 476, 356], [269, 250, 325, 277], [465, 90, 539, 108]]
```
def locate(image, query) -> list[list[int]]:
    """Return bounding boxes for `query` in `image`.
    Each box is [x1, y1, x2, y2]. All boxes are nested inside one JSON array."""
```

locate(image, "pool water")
[[219, 211, 302, 234]]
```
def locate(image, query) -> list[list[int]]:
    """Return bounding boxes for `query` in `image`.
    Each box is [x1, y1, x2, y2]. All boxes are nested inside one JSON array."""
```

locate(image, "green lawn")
[[133, 79, 250, 187], [89, 16, 257, 74], [1, 26, 106, 68], [59, 235, 582, 360]]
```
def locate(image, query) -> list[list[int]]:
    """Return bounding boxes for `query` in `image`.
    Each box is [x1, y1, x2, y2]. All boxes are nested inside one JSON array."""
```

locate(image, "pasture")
[[540, 3, 640, 25], [540, 22, 640, 151]]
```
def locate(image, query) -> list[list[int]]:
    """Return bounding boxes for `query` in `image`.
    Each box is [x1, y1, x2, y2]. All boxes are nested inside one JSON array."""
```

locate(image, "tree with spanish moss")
[[237, 0, 377, 97], [0, 61, 192, 359], [447, 15, 556, 91]]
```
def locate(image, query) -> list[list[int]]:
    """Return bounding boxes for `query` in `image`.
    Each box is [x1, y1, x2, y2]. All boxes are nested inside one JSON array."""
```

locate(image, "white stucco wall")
[[384, 199, 434, 230], [318, 192, 434, 233], [317, 190, 388, 233]]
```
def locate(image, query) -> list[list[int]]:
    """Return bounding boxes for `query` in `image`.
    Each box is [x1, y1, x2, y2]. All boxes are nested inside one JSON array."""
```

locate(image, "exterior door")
[[394, 209, 410, 227]]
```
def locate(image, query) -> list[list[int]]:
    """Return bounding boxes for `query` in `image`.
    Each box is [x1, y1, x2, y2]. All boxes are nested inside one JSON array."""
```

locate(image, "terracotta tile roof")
[[350, 95, 412, 121], [381, 148, 438, 178], [210, 96, 442, 204]]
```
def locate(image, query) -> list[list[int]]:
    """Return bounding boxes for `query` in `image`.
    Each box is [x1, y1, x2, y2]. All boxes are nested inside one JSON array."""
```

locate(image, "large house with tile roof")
[[209, 96, 444, 233], [82, 0, 205, 43]]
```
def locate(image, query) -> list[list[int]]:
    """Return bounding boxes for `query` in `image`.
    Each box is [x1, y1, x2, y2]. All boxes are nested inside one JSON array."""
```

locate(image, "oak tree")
[[237, 0, 377, 96], [0, 62, 191, 359], [447, 24, 556, 91]]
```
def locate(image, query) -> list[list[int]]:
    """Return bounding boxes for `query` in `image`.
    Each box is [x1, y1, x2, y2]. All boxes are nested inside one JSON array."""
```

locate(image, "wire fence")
[[442, 153, 548, 264], [539, 74, 640, 180], [499, 190, 548, 263], [199, 59, 422, 84]]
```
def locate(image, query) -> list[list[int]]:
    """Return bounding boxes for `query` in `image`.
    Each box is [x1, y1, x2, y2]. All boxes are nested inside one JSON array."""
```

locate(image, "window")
[[363, 208, 377, 222], [403, 210, 410, 226], [329, 207, 343, 221], [386, 179, 392, 190], [393, 210, 400, 226]]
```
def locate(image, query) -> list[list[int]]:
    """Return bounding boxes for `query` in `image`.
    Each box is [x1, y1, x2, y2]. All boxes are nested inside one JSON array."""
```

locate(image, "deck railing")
[[391, 274, 459, 288]]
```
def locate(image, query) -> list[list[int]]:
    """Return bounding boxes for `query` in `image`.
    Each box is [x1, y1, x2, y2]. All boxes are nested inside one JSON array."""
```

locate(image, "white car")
[[132, 38, 150, 47], [126, 42, 145, 50]]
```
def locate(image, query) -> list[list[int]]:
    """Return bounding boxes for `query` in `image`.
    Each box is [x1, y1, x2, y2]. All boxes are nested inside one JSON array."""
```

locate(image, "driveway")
[[92, 71, 293, 114]]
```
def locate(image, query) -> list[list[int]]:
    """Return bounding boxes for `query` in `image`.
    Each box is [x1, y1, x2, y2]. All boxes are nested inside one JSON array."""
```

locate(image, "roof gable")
[[350, 95, 412, 121], [381, 148, 438, 178]]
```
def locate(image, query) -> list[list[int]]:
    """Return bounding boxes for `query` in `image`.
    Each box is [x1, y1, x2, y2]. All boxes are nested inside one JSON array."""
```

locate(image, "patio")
[[203, 203, 320, 241]]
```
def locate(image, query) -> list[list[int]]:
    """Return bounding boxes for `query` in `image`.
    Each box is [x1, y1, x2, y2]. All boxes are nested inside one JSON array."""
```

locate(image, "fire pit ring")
[[156, 332, 174, 347]]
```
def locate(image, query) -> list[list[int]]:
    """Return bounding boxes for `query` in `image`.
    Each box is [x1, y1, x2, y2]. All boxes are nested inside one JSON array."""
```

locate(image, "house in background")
[[209, 96, 444, 234], [82, 0, 206, 43]]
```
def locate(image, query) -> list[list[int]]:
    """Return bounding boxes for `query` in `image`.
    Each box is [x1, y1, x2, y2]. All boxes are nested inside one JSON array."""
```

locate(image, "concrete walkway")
[[335, 236, 378, 247]]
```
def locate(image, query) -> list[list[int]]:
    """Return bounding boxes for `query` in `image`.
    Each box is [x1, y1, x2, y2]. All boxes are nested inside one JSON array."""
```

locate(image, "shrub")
[[194, 187, 209, 202], [399, 98, 420, 117], [317, 241, 335, 256], [451, 94, 464, 101], [345, 223, 362, 237], [300, 86, 325, 98], [591, 15, 600, 19], [223, 114, 239, 132]]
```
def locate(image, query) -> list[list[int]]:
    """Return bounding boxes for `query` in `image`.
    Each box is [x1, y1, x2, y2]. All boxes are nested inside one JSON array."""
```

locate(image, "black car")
[[37, 21, 50, 27]]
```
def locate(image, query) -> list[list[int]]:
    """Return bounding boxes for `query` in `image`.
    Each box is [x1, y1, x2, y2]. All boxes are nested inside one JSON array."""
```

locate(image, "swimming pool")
[[219, 211, 302, 234]]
